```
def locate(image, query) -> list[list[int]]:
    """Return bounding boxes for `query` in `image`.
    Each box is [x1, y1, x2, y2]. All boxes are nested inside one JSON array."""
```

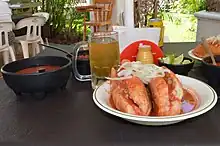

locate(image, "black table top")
[[0, 42, 219, 146]]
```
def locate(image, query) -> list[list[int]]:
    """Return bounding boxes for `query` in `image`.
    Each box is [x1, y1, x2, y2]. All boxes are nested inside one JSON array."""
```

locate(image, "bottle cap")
[[142, 45, 151, 48], [139, 43, 143, 47], [139, 44, 151, 50]]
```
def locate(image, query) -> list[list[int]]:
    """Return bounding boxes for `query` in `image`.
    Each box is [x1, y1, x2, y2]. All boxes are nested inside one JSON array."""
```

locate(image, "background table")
[[0, 42, 219, 146]]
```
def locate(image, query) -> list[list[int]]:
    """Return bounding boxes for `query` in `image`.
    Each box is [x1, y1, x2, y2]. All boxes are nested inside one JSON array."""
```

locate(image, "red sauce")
[[78, 54, 89, 60], [212, 62, 220, 66], [181, 88, 199, 114], [109, 88, 199, 116], [109, 96, 116, 109], [16, 65, 61, 74]]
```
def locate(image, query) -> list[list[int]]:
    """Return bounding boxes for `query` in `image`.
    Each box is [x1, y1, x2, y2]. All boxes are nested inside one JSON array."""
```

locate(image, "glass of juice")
[[89, 31, 120, 89]]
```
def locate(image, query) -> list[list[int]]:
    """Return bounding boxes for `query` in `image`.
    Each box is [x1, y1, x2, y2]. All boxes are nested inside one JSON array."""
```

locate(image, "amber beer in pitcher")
[[89, 32, 120, 89]]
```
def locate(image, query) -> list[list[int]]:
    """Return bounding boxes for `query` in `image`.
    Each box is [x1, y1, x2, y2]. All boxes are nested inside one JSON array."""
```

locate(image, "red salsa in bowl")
[[16, 65, 61, 74]]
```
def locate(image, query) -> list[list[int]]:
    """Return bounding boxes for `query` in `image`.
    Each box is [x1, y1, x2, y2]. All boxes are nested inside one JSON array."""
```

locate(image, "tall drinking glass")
[[89, 31, 120, 89]]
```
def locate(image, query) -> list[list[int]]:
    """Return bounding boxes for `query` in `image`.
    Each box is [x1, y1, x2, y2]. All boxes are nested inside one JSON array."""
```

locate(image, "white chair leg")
[[20, 41, 29, 58], [45, 38, 49, 45], [14, 43, 20, 55], [32, 42, 40, 55], [8, 46, 16, 61], [40, 37, 45, 50], [32, 43, 36, 56], [36, 43, 40, 54], [3, 51, 9, 65]]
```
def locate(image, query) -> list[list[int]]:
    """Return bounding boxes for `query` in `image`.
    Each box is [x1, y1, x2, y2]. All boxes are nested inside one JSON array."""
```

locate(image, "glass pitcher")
[[73, 32, 120, 89], [72, 41, 91, 82]]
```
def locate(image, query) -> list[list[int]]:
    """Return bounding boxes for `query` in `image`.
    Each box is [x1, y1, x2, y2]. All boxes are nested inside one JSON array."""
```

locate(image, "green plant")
[[150, 0, 204, 42], [161, 0, 206, 14], [178, 0, 206, 14], [39, 0, 86, 43]]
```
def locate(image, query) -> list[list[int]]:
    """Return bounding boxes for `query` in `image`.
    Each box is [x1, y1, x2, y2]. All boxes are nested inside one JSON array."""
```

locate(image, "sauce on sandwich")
[[109, 88, 199, 116]]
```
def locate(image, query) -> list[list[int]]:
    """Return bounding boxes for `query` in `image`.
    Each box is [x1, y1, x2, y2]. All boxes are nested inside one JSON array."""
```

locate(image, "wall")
[[113, 0, 135, 27], [195, 11, 220, 41], [112, 0, 125, 25]]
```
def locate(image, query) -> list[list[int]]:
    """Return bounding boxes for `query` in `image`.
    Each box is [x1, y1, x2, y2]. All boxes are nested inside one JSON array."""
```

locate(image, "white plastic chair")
[[0, 22, 16, 64], [32, 12, 50, 45], [15, 17, 46, 58], [32, 12, 49, 22], [112, 26, 161, 53]]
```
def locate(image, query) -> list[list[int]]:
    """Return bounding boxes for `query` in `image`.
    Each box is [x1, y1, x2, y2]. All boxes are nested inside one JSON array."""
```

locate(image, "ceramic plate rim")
[[188, 49, 202, 61], [93, 75, 218, 122]]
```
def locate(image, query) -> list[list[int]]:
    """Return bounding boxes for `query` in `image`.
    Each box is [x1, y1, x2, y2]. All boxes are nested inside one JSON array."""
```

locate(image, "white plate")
[[188, 49, 202, 61], [93, 75, 218, 126]]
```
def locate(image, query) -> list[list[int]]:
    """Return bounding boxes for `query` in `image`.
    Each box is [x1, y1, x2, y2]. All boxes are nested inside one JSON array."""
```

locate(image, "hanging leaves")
[[39, 0, 85, 43]]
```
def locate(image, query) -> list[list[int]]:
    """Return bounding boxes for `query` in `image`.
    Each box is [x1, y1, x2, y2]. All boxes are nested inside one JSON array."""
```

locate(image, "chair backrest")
[[113, 26, 161, 53], [32, 12, 50, 22], [0, 22, 13, 49], [92, 0, 114, 22], [15, 17, 46, 41]]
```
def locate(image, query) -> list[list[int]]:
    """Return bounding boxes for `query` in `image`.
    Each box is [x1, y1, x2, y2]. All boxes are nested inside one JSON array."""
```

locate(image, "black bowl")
[[1, 56, 72, 98], [202, 55, 220, 87], [158, 57, 194, 75]]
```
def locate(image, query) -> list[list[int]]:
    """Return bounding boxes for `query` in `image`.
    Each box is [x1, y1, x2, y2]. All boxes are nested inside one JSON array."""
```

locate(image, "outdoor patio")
[[0, 0, 220, 145], [0, 0, 218, 71]]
